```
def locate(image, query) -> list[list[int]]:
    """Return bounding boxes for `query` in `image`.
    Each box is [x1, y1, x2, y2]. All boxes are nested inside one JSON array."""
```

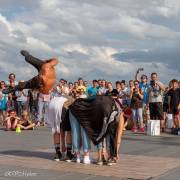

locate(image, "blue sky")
[[0, 0, 179, 84]]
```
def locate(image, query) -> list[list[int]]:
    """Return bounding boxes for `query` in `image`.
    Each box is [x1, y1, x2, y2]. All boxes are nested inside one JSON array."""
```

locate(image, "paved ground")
[[0, 127, 180, 180]]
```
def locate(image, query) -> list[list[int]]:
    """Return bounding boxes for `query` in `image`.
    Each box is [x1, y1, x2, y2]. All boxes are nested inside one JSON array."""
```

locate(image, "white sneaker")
[[83, 156, 91, 164], [76, 155, 81, 163]]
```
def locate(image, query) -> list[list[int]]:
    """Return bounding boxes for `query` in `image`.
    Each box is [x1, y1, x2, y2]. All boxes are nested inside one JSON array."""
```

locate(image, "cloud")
[[0, 0, 179, 84]]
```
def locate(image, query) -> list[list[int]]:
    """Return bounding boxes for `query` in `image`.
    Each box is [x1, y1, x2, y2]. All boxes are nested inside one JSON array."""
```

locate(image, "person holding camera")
[[148, 73, 165, 132], [130, 80, 144, 133]]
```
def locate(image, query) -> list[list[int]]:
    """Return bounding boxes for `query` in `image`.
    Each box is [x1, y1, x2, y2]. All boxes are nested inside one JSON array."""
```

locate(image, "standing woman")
[[0, 81, 8, 126], [130, 80, 144, 132]]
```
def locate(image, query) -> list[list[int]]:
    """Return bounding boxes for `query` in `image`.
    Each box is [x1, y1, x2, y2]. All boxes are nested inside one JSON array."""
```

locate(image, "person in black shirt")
[[105, 82, 119, 97], [167, 79, 180, 130]]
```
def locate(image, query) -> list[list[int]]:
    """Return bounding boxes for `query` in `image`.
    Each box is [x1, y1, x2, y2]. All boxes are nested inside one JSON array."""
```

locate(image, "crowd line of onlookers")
[[0, 70, 179, 165], [0, 71, 179, 132]]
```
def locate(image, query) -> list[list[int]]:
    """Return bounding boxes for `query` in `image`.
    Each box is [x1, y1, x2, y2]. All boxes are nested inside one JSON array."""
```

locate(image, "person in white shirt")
[[119, 81, 130, 106]]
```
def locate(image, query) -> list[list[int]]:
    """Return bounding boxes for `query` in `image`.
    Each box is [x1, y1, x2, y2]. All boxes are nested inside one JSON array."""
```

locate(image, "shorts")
[[163, 103, 169, 113], [149, 102, 164, 120], [60, 107, 71, 131]]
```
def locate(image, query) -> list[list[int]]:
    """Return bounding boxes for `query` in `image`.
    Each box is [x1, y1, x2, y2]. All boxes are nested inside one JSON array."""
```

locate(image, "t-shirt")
[[119, 87, 129, 101], [88, 87, 98, 97], [98, 87, 107, 95], [130, 90, 143, 109], [6, 80, 18, 86], [0, 91, 7, 110], [78, 85, 86, 92], [105, 89, 119, 96], [16, 89, 29, 102], [139, 82, 150, 104], [149, 81, 164, 103]]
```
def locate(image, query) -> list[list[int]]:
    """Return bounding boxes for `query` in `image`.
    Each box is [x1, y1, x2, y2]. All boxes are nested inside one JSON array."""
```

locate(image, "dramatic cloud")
[[0, 0, 179, 84]]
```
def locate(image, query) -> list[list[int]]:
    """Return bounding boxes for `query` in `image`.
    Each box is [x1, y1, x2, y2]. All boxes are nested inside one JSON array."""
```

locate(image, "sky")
[[0, 0, 180, 84]]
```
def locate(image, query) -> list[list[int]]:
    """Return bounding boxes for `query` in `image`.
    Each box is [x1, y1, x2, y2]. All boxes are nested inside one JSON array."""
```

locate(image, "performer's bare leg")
[[20, 50, 44, 72], [115, 113, 125, 160], [53, 132, 62, 161]]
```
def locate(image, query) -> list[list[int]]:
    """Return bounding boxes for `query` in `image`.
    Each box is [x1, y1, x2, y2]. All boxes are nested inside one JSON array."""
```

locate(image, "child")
[[17, 110, 35, 130], [5, 109, 20, 131]]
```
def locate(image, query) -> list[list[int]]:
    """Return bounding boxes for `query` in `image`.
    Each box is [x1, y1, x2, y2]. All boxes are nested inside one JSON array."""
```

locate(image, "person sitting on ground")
[[17, 110, 35, 130], [5, 109, 20, 131]]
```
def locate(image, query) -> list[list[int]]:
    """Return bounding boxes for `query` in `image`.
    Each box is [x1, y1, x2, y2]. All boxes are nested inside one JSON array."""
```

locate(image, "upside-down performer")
[[2, 50, 58, 95]]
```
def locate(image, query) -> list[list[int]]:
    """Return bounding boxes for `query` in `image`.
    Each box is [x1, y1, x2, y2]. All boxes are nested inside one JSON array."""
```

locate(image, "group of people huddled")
[[0, 69, 180, 165]]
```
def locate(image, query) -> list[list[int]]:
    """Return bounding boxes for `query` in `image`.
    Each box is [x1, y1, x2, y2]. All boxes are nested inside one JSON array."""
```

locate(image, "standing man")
[[148, 73, 165, 132]]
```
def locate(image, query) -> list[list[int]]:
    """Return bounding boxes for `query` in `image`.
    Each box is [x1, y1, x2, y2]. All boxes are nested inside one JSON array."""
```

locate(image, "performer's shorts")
[[61, 107, 71, 131]]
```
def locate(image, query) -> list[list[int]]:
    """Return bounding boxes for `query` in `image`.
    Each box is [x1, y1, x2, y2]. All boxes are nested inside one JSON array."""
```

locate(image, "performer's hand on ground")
[[20, 50, 29, 57]]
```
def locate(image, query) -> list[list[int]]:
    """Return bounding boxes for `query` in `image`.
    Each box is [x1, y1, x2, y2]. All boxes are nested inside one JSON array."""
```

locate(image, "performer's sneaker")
[[71, 154, 81, 163], [106, 159, 113, 166], [20, 50, 30, 57], [140, 127, 145, 133], [96, 159, 103, 166], [65, 151, 74, 162], [53, 152, 62, 162], [2, 87, 15, 94], [83, 156, 91, 165], [102, 155, 107, 164]]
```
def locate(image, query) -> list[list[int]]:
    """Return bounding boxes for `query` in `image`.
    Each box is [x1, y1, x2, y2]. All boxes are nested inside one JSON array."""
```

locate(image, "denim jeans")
[[132, 108, 143, 123], [17, 101, 28, 117], [69, 111, 91, 153], [97, 135, 111, 152]]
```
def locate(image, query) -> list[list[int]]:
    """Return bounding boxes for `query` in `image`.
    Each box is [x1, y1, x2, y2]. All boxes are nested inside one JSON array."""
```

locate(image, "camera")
[[150, 80, 155, 87], [138, 68, 144, 71]]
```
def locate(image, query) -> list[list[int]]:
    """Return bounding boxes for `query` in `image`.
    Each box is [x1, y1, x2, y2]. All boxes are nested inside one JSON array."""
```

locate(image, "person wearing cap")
[[135, 69, 150, 122], [139, 75, 150, 121]]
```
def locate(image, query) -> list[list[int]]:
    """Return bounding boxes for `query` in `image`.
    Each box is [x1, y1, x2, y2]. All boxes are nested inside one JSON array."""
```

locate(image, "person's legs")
[[137, 108, 144, 132], [11, 119, 18, 130], [69, 111, 81, 162], [60, 129, 66, 154], [66, 131, 73, 160], [43, 101, 49, 124], [6, 119, 12, 130], [81, 126, 91, 164], [25, 123, 35, 130], [156, 102, 165, 131], [132, 109, 137, 132], [115, 113, 125, 159], [0, 111, 3, 126], [53, 132, 62, 161], [97, 143, 103, 164], [17, 101, 22, 117], [37, 101, 44, 124], [21, 50, 44, 72]]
